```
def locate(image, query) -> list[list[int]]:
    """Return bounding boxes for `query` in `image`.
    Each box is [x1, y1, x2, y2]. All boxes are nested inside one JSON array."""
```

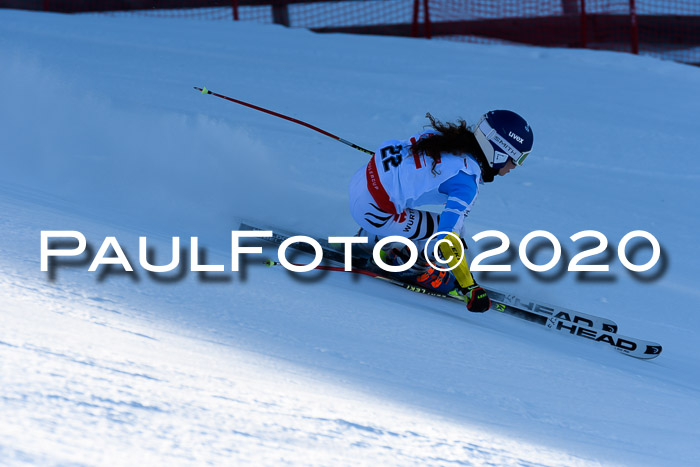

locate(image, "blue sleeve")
[[436, 171, 478, 234]]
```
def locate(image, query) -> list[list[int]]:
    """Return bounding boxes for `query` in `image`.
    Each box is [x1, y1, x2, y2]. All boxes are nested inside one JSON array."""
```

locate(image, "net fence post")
[[629, 0, 639, 54], [411, 0, 420, 37], [272, 0, 290, 27], [423, 0, 431, 39], [231, 0, 239, 21], [579, 0, 587, 48]]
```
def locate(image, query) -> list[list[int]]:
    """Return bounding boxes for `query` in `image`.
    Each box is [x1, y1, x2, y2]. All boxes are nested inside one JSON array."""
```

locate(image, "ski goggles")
[[475, 117, 531, 167]]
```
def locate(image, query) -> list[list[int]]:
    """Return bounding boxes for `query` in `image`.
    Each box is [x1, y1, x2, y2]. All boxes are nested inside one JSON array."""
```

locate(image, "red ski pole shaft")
[[263, 259, 456, 299], [194, 86, 374, 156]]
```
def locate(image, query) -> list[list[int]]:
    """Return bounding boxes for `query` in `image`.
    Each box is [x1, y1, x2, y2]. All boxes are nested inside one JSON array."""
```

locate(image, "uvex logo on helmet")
[[508, 131, 524, 144]]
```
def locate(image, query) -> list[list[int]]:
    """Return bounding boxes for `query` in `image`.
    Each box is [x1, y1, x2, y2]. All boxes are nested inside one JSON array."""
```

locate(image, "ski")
[[241, 222, 663, 358], [354, 267, 661, 360], [483, 288, 618, 333], [239, 222, 619, 333], [242, 222, 662, 359], [542, 317, 662, 359]]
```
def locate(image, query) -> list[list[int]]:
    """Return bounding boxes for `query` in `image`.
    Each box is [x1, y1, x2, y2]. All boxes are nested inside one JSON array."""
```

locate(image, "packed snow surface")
[[1, 9, 700, 466]]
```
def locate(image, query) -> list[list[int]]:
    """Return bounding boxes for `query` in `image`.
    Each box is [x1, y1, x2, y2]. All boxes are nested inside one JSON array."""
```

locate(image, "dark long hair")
[[410, 113, 498, 182]]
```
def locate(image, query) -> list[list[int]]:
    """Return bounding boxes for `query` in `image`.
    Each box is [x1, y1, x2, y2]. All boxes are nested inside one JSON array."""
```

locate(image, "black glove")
[[462, 284, 490, 313]]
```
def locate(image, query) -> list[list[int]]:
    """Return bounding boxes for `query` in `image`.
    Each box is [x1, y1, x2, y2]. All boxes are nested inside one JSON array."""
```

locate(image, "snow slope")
[[1, 9, 700, 465]]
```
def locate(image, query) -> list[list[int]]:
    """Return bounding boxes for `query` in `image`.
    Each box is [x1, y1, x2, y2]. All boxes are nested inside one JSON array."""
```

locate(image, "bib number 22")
[[380, 145, 402, 172]]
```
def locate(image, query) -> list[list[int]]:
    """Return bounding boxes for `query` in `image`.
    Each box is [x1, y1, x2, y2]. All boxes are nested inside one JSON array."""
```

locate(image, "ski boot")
[[383, 245, 457, 295]]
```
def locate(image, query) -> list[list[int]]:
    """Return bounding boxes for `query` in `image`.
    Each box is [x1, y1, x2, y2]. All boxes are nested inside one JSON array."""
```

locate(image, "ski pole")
[[194, 86, 375, 156], [263, 259, 449, 298], [263, 259, 380, 278], [263, 256, 472, 317]]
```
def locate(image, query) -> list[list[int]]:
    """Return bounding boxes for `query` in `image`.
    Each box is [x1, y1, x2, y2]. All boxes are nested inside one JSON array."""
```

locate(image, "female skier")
[[349, 110, 534, 313]]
